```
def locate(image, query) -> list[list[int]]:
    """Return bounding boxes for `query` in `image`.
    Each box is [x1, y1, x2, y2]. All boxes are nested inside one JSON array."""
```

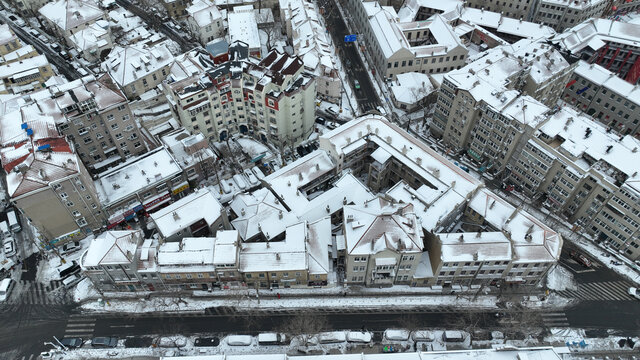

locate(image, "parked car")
[[50, 43, 61, 51], [0, 278, 15, 302], [354, 79, 361, 90], [58, 261, 81, 279], [61, 241, 81, 255], [315, 116, 326, 125], [629, 287, 640, 300], [3, 237, 16, 257], [60, 337, 83, 349], [91, 337, 118, 347], [38, 34, 49, 43], [570, 250, 592, 268], [62, 273, 83, 289]]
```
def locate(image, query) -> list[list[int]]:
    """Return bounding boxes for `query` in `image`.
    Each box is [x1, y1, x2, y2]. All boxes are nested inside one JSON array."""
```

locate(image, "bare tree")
[[278, 313, 329, 345]]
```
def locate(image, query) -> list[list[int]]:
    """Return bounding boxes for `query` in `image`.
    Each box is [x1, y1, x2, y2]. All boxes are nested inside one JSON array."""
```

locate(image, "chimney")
[[241, 208, 245, 216], [326, 205, 330, 213], [278, 210, 283, 219], [172, 211, 180, 220], [276, 253, 280, 260], [343, 196, 347, 205], [458, 235, 464, 242]]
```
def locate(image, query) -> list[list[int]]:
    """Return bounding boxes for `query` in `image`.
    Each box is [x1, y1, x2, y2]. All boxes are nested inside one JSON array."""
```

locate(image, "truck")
[[6, 210, 21, 233]]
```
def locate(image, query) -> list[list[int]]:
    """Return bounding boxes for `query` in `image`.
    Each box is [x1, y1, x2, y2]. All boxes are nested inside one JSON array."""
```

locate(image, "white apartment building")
[[431, 38, 574, 170], [563, 60, 640, 137], [101, 43, 175, 99], [38, 0, 106, 46], [532, 0, 609, 32], [164, 43, 316, 148], [186, 0, 225, 45], [280, 0, 342, 103], [346, 0, 468, 80]]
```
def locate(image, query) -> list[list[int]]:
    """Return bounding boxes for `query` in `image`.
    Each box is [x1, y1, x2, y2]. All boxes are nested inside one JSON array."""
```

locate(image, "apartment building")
[[532, 0, 609, 32], [464, 0, 535, 20], [0, 25, 22, 56], [101, 43, 174, 99], [553, 19, 640, 84], [0, 105, 105, 245], [164, 43, 316, 147], [1, 45, 39, 66], [38, 0, 106, 46], [318, 115, 562, 286], [163, 0, 192, 18], [160, 128, 216, 183], [563, 61, 640, 137], [342, 198, 425, 287], [227, 5, 261, 59], [185, 0, 225, 45], [346, 0, 468, 80], [31, 74, 147, 173], [430, 38, 574, 169], [0, 55, 53, 95], [82, 218, 332, 292], [94, 147, 188, 227], [280, 0, 342, 103], [149, 188, 227, 242], [506, 107, 640, 260]]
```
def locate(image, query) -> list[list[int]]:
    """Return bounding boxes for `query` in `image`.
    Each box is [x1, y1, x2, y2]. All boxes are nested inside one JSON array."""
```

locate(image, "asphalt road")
[[320, 0, 381, 113], [0, 12, 81, 80]]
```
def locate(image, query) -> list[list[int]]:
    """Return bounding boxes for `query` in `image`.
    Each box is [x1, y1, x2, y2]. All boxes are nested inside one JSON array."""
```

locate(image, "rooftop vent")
[[173, 211, 180, 220]]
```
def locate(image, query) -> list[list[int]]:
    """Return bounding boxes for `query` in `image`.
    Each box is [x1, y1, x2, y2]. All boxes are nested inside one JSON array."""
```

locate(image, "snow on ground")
[[235, 136, 272, 158], [546, 265, 578, 291], [36, 235, 93, 283], [545, 328, 640, 354]]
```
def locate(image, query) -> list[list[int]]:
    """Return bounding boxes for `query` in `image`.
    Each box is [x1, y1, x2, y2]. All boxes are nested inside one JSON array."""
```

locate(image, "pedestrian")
[[343, 291, 347, 297], [277, 292, 281, 299]]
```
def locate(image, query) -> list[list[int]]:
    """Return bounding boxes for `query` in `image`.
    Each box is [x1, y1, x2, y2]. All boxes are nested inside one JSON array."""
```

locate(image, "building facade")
[[532, 0, 608, 32], [185, 0, 224, 45]]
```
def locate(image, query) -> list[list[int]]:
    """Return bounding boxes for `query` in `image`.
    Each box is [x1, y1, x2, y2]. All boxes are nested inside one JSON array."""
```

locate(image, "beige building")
[[347, 0, 468, 80], [0, 55, 53, 95], [506, 107, 640, 260], [431, 38, 574, 169], [163, 0, 192, 18], [563, 61, 640, 138], [38, 0, 106, 46], [532, 0, 609, 32], [185, 0, 225, 45], [0, 107, 105, 245], [0, 25, 22, 56], [32, 74, 148, 173], [342, 198, 425, 287], [101, 43, 174, 99], [164, 43, 316, 147]]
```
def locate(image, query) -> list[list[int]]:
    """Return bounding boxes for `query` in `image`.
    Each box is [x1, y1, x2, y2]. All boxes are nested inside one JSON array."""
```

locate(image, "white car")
[[3, 237, 16, 257], [628, 287, 640, 300]]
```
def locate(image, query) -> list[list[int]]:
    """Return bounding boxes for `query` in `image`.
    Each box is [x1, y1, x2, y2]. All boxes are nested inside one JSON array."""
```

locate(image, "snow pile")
[[546, 265, 577, 291], [384, 329, 410, 341], [545, 328, 640, 353]]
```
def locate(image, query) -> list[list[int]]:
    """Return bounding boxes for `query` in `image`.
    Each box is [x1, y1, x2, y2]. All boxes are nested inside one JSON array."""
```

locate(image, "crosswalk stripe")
[[68, 322, 96, 327], [65, 328, 94, 332], [586, 283, 612, 300]]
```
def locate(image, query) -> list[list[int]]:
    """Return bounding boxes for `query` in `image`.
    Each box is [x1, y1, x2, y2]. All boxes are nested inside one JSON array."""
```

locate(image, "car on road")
[[315, 116, 326, 125], [38, 34, 49, 43], [570, 250, 592, 268], [61, 241, 81, 255], [62, 273, 83, 289], [354, 79, 361, 90], [91, 337, 118, 347], [50, 43, 61, 52], [3, 237, 16, 258], [60, 337, 83, 349], [0, 278, 15, 302], [28, 29, 40, 37], [629, 287, 640, 300]]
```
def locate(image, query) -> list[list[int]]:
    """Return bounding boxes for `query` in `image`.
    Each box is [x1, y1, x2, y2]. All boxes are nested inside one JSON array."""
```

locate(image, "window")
[[59, 192, 68, 199], [175, 275, 181, 279], [66, 201, 74, 207], [72, 211, 81, 217], [186, 274, 193, 279], [246, 274, 252, 279], [122, 115, 130, 122], [111, 124, 119, 130], [106, 114, 115, 121]]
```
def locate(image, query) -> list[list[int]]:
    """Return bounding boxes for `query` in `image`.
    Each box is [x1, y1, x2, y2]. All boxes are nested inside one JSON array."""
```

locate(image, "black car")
[[58, 260, 80, 279], [296, 145, 306, 157], [91, 337, 118, 347], [315, 117, 326, 125], [61, 337, 83, 349]]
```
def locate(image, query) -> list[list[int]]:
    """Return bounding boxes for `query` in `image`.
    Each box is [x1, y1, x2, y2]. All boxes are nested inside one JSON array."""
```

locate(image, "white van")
[[6, 210, 21, 233], [0, 221, 10, 239], [0, 278, 14, 302]]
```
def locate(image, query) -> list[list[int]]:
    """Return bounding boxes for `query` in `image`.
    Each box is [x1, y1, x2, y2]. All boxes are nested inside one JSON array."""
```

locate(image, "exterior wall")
[[533, 0, 608, 31], [60, 101, 146, 173], [563, 67, 640, 137], [243, 269, 309, 288], [0, 62, 53, 93], [187, 16, 224, 45], [465, 0, 534, 20], [590, 185, 640, 260], [163, 0, 192, 18], [125, 66, 171, 99], [0, 34, 22, 56]]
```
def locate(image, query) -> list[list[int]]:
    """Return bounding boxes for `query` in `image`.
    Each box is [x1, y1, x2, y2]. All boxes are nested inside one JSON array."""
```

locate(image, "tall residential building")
[[563, 61, 640, 138], [346, 0, 468, 80], [0, 105, 105, 245], [431, 38, 574, 171], [32, 74, 148, 173], [553, 19, 640, 84], [164, 43, 316, 147], [532, 0, 609, 32]]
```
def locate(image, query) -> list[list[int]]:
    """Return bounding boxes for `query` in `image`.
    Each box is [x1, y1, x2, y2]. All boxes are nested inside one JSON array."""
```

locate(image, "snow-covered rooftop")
[[95, 148, 182, 206], [69, 22, 110, 53], [187, 0, 223, 27], [389, 72, 434, 105], [456, 7, 556, 40], [213, 230, 239, 266], [150, 188, 223, 239], [39, 0, 104, 32], [229, 188, 298, 241], [157, 237, 214, 270], [161, 128, 216, 169], [0, 24, 18, 46], [239, 221, 309, 272], [81, 230, 141, 267], [553, 18, 640, 54], [0, 54, 50, 79], [438, 232, 512, 262], [227, 6, 261, 51], [343, 197, 424, 256], [573, 60, 640, 105], [101, 43, 173, 87]]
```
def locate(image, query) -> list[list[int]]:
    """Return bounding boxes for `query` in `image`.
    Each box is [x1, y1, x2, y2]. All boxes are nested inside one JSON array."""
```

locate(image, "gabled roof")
[[39, 0, 104, 32], [82, 230, 141, 266], [101, 43, 173, 87], [343, 197, 424, 256]]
